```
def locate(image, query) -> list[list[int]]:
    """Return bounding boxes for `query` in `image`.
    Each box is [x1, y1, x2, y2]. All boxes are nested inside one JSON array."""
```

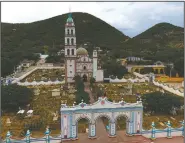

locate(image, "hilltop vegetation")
[[2, 12, 184, 77]]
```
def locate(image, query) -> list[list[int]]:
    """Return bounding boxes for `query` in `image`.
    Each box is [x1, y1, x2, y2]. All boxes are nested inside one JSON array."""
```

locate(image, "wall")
[[12, 66, 64, 84], [96, 70, 104, 82]]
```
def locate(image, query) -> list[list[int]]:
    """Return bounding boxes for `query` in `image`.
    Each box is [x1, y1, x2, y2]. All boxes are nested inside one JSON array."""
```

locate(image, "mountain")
[[2, 12, 129, 77], [2, 13, 184, 77], [133, 22, 184, 48], [123, 23, 184, 61]]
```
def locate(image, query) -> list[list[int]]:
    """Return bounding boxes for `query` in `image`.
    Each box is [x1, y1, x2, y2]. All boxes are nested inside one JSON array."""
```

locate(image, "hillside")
[[133, 22, 184, 48], [2, 13, 184, 77], [123, 23, 184, 60], [2, 12, 129, 77]]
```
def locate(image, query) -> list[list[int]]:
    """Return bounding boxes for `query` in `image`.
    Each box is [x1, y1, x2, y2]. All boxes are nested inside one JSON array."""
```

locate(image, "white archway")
[[61, 97, 143, 140]]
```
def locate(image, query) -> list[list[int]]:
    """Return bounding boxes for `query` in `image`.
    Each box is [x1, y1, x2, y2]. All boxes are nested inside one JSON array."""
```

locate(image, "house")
[[126, 56, 144, 62], [21, 60, 34, 68], [154, 61, 164, 66], [117, 58, 127, 66], [57, 49, 65, 55]]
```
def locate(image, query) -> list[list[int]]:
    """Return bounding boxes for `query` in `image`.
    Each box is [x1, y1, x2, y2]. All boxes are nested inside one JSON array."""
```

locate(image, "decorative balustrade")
[[3, 121, 184, 142], [153, 80, 184, 96], [11, 66, 65, 84], [17, 79, 65, 86], [142, 120, 184, 140], [104, 76, 149, 83]]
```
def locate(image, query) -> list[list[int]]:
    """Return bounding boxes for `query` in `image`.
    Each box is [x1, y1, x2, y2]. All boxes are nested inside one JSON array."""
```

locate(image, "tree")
[[2, 84, 33, 112], [73, 75, 84, 91], [73, 75, 89, 104], [174, 57, 184, 77], [102, 60, 128, 78], [90, 77, 96, 87], [75, 91, 90, 104], [43, 45, 49, 54], [142, 92, 183, 115], [142, 67, 154, 74]]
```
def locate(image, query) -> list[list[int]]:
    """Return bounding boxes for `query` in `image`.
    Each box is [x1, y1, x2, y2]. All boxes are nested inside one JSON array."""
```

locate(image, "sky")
[[1, 2, 184, 37]]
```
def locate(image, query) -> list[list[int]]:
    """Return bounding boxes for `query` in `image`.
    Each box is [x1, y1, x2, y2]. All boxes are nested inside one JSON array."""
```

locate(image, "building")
[[117, 58, 127, 66], [21, 60, 34, 68], [57, 49, 65, 55], [126, 56, 144, 62], [64, 12, 103, 83]]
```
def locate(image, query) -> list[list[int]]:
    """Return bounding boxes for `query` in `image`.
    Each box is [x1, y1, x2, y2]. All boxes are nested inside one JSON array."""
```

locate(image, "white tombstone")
[[51, 89, 60, 97], [6, 118, 11, 125]]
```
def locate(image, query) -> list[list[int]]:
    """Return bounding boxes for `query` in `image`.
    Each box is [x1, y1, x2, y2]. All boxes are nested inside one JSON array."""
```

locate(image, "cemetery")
[[93, 82, 184, 130], [20, 69, 65, 82]]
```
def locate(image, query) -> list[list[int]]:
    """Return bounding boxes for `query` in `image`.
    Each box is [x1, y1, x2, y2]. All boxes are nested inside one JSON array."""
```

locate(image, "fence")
[[153, 80, 184, 97], [3, 121, 184, 142], [104, 76, 149, 83], [142, 121, 184, 140], [3, 128, 62, 143], [17, 80, 65, 86]]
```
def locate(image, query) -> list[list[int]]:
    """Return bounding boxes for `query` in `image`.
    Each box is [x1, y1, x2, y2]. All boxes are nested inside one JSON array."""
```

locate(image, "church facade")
[[64, 13, 104, 83]]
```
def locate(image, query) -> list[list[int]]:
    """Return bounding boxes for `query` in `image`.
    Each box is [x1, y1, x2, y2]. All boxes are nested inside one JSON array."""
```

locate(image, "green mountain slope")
[[2, 13, 184, 77], [133, 22, 184, 48], [2, 12, 129, 77], [124, 23, 184, 60]]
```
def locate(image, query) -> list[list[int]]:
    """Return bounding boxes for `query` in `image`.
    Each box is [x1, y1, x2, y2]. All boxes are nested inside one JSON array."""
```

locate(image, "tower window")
[[72, 49, 74, 55], [71, 30, 73, 35], [67, 38, 70, 45], [84, 66, 86, 70], [67, 49, 70, 55], [71, 38, 74, 45], [67, 29, 70, 35]]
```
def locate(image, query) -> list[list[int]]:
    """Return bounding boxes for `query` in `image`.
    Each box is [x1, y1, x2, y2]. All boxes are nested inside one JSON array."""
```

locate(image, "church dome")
[[76, 47, 88, 55]]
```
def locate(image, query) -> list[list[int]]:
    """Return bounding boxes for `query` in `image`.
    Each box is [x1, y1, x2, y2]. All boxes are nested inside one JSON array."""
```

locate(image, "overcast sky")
[[2, 2, 184, 37]]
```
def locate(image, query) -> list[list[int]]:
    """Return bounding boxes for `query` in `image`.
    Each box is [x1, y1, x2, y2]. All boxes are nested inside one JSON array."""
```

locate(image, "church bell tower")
[[64, 12, 77, 83]]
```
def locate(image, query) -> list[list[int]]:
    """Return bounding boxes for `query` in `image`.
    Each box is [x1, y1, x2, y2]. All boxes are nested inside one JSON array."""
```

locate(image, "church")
[[64, 13, 104, 83]]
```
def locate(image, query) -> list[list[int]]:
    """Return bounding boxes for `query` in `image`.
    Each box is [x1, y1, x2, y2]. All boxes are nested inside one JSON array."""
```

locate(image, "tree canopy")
[[102, 59, 128, 78], [73, 75, 90, 104], [142, 91, 183, 115], [2, 84, 33, 112]]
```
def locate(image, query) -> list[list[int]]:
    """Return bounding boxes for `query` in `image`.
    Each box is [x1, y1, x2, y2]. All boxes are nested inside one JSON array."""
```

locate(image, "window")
[[71, 38, 74, 45], [67, 38, 70, 45], [70, 71, 72, 73], [84, 66, 86, 70], [67, 29, 70, 35], [84, 58, 86, 61], [71, 29, 73, 35], [72, 49, 74, 55], [67, 49, 70, 55]]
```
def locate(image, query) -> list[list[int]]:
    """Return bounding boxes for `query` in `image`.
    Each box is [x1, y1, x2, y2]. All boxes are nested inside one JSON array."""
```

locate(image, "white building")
[[126, 56, 143, 62], [37, 54, 49, 65], [64, 13, 103, 83]]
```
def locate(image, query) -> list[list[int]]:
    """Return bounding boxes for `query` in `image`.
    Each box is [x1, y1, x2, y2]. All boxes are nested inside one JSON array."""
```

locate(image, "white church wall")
[[96, 70, 104, 82]]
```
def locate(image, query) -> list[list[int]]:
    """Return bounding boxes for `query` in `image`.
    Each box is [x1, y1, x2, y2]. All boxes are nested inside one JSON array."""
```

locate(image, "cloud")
[[1, 2, 184, 37]]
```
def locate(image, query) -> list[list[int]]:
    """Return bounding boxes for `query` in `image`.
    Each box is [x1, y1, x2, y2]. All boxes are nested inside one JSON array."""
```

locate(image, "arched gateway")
[[61, 97, 143, 140]]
